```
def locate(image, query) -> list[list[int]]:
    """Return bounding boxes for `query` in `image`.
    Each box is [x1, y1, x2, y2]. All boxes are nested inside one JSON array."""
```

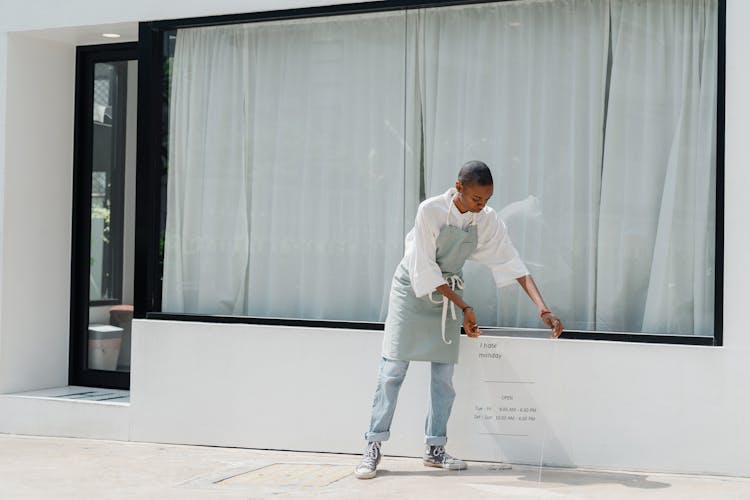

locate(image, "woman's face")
[[455, 181, 493, 213]]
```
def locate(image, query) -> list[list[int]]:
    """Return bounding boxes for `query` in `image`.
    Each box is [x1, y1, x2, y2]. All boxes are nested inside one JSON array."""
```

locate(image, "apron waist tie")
[[428, 275, 465, 345]]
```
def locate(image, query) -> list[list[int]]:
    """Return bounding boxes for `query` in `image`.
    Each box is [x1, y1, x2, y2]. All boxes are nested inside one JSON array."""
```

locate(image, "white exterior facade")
[[1, 0, 749, 477]]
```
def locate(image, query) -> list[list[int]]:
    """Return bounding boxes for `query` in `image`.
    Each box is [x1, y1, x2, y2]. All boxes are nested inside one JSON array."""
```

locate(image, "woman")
[[355, 160, 563, 479]]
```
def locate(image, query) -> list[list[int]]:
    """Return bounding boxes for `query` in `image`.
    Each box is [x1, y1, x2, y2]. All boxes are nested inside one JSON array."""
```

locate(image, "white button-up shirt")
[[404, 188, 529, 298]]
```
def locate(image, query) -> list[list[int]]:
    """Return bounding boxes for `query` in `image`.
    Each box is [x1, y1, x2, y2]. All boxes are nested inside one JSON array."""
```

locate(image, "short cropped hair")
[[458, 160, 493, 187]]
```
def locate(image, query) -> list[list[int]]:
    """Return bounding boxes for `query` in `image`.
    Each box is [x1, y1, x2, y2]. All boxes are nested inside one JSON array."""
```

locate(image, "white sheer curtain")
[[416, 0, 716, 334], [597, 0, 717, 335], [416, 0, 610, 330], [163, 12, 412, 320]]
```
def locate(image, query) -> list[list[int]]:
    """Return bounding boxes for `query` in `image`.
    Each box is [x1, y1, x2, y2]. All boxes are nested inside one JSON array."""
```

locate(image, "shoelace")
[[431, 446, 455, 463], [360, 443, 380, 468]]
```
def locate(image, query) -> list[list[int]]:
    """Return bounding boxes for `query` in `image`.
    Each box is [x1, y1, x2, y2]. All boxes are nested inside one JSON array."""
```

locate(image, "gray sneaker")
[[423, 445, 467, 470], [355, 441, 382, 479]]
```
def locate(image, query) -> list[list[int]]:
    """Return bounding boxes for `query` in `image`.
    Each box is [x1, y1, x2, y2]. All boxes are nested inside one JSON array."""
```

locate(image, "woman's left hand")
[[542, 313, 563, 338], [463, 308, 482, 338]]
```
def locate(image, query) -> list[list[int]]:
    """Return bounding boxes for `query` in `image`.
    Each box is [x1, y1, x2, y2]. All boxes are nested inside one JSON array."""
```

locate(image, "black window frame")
[[133, 0, 725, 347], [71, 42, 138, 390]]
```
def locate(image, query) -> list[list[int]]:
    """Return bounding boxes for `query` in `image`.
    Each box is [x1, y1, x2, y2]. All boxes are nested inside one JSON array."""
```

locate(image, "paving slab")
[[1, 434, 749, 499]]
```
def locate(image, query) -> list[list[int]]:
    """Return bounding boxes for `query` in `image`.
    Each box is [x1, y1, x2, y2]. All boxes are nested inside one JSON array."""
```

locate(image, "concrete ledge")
[[0, 392, 129, 440]]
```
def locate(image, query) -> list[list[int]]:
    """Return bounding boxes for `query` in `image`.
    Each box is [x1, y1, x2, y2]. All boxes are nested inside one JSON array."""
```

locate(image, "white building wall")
[[723, 0, 750, 353], [1, 0, 749, 477], [0, 33, 74, 393], [0, 32, 7, 373]]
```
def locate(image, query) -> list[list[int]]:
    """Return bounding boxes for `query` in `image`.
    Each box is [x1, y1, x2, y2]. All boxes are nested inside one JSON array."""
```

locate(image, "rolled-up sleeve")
[[470, 211, 529, 288], [408, 205, 447, 298]]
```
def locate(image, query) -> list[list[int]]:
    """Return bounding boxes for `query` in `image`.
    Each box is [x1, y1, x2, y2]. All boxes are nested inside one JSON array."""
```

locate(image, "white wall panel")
[[0, 33, 75, 393], [130, 320, 750, 477]]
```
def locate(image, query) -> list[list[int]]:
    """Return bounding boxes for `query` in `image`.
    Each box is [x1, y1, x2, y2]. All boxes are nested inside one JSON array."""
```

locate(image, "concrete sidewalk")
[[1, 434, 749, 499]]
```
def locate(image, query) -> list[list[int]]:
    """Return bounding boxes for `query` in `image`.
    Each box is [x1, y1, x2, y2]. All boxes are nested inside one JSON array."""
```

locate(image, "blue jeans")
[[365, 357, 456, 446]]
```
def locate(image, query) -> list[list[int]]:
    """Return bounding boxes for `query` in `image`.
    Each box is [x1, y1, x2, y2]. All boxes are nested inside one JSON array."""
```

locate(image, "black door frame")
[[70, 42, 138, 390]]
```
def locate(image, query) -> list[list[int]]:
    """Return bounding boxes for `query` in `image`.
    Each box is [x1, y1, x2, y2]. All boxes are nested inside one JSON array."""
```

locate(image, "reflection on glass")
[[87, 60, 136, 372], [90, 62, 126, 302]]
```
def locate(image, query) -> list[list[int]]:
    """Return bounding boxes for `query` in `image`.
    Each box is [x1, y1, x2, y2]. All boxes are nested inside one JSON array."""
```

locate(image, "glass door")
[[71, 43, 137, 389]]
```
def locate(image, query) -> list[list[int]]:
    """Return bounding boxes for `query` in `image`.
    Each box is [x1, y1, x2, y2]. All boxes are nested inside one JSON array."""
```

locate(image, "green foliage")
[[91, 205, 111, 244]]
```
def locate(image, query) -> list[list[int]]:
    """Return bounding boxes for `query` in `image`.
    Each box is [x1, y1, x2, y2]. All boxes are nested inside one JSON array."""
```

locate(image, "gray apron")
[[382, 204, 479, 364]]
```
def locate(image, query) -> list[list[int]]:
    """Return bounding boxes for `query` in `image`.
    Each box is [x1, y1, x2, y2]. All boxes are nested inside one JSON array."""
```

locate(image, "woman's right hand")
[[463, 308, 481, 338], [542, 312, 564, 338]]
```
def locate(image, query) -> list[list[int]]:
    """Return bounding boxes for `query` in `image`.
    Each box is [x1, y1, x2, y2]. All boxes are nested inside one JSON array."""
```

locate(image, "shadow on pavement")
[[377, 464, 671, 490], [515, 467, 671, 489]]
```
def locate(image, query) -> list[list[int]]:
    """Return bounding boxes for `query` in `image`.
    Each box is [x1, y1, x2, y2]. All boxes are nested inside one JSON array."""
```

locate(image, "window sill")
[[144, 313, 717, 346]]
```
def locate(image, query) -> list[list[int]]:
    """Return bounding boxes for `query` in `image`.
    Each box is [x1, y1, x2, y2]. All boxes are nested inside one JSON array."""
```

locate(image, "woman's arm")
[[516, 274, 563, 338], [435, 284, 481, 338]]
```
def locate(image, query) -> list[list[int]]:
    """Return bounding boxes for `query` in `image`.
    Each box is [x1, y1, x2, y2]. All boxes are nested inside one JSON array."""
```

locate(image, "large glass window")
[[155, 0, 719, 338]]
